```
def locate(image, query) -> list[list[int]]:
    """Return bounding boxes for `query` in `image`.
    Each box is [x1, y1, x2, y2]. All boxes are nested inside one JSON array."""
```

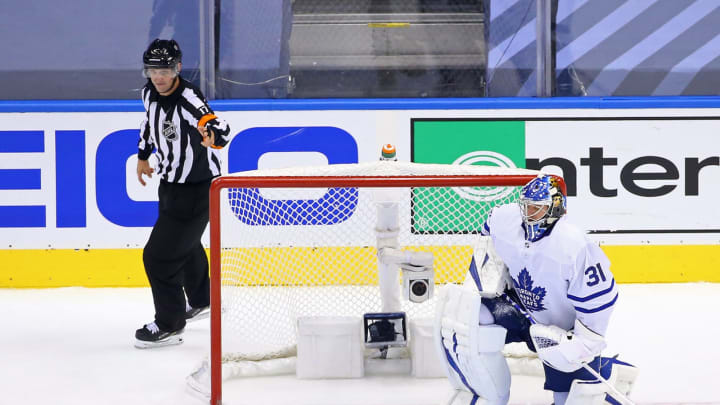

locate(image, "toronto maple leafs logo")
[[511, 268, 547, 312]]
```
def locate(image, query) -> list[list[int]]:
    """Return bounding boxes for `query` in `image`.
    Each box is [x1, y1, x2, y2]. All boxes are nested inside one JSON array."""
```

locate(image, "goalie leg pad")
[[543, 356, 638, 403], [611, 358, 639, 398], [435, 284, 511, 405], [565, 358, 638, 405], [565, 378, 608, 405]]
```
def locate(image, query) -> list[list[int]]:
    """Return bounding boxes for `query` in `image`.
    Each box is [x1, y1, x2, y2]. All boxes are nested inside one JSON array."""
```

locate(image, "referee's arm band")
[[197, 114, 218, 129]]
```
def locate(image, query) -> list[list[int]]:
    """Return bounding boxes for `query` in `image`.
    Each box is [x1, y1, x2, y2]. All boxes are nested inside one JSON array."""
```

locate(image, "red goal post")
[[205, 162, 550, 405]]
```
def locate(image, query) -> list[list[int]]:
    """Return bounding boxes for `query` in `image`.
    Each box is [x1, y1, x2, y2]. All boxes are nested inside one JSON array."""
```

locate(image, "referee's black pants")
[[143, 179, 212, 332]]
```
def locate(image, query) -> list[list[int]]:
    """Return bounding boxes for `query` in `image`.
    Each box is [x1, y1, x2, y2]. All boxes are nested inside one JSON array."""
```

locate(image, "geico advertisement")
[[1, 111, 718, 249], [0, 110, 389, 249]]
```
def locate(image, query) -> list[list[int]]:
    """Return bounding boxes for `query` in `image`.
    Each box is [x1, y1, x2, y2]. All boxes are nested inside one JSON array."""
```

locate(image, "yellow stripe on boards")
[[601, 245, 720, 283], [1, 245, 718, 288], [1, 249, 150, 287], [0, 246, 472, 287]]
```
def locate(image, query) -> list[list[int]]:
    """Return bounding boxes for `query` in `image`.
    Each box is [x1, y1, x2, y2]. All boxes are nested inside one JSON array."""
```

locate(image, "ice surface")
[[2, 283, 719, 404]]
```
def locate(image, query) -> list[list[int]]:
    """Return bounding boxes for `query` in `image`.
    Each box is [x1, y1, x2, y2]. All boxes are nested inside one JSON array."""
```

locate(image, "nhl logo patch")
[[162, 120, 178, 141]]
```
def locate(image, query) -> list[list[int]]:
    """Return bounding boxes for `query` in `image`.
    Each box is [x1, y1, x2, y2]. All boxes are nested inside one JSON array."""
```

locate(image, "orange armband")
[[197, 114, 218, 129]]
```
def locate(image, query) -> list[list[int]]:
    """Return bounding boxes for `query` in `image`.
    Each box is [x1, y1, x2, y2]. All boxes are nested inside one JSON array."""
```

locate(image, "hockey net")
[[191, 161, 545, 403]]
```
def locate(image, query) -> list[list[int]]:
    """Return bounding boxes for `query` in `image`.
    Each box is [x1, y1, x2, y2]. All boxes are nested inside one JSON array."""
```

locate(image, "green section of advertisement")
[[411, 119, 526, 233]]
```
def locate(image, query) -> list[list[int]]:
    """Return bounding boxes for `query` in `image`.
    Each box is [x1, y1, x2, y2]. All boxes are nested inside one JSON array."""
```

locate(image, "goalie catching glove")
[[530, 319, 606, 373], [466, 237, 513, 298]]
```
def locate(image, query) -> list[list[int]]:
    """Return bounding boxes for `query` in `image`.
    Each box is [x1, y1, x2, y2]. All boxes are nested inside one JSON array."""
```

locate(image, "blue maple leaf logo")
[[512, 268, 547, 312]]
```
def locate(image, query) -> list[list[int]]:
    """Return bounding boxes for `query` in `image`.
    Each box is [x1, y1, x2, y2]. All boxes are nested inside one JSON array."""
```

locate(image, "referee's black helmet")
[[143, 39, 182, 69]]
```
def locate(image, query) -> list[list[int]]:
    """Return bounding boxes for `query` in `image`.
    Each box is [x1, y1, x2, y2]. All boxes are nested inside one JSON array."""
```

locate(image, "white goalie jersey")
[[481, 204, 618, 335]]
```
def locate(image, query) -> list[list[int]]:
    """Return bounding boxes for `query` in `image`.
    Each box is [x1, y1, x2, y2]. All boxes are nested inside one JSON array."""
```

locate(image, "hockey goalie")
[[435, 174, 639, 405]]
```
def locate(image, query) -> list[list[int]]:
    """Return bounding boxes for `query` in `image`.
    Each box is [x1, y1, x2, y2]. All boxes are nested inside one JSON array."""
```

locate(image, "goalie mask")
[[519, 175, 566, 242], [142, 38, 182, 78]]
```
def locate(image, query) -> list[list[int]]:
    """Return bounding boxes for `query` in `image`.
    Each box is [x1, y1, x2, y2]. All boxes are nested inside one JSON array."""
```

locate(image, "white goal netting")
[[190, 162, 543, 398]]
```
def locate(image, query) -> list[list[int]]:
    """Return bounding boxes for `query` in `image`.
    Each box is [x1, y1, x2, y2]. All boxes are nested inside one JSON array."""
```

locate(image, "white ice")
[[2, 283, 719, 405]]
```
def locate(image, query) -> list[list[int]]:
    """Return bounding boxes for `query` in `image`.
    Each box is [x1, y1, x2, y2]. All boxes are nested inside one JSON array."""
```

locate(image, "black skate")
[[134, 322, 184, 349], [185, 304, 210, 322]]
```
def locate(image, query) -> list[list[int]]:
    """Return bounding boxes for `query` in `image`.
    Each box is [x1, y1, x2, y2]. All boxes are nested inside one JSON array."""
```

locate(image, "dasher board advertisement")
[[2, 110, 719, 250], [412, 117, 720, 245]]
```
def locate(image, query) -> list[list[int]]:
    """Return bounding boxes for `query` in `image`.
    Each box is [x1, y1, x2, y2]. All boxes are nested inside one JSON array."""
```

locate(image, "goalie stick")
[[502, 295, 636, 405]]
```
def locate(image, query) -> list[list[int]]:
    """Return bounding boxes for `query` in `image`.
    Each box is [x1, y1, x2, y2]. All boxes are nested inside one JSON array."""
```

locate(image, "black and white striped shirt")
[[138, 78, 231, 183]]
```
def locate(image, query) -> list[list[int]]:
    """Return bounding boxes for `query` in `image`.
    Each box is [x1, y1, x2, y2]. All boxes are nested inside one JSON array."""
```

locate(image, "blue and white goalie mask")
[[519, 175, 567, 242]]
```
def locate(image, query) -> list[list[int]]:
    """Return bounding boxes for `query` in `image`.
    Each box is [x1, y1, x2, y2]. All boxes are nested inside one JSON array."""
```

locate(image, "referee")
[[134, 39, 231, 348]]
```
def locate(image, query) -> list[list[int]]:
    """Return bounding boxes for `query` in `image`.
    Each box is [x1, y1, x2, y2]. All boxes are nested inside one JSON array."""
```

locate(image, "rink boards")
[[1, 98, 719, 286]]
